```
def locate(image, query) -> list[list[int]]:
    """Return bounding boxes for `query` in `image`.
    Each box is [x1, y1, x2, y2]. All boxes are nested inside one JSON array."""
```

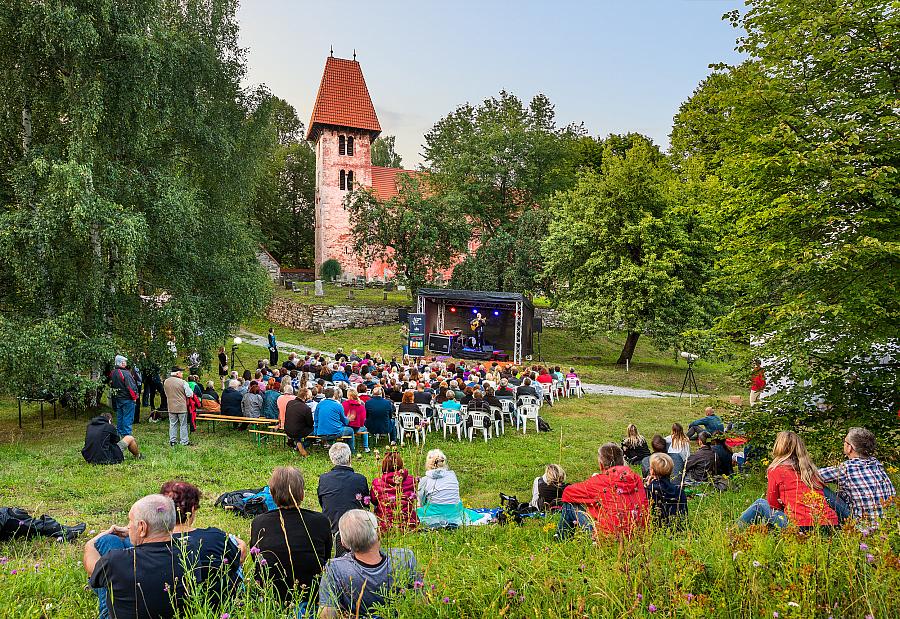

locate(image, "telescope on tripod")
[[679, 351, 700, 403]]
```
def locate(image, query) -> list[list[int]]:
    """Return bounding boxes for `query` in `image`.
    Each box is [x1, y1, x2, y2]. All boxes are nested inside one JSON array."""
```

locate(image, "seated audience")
[[276, 384, 296, 427], [440, 390, 462, 423], [342, 389, 370, 453], [241, 381, 263, 418], [202, 381, 219, 402], [261, 378, 280, 419], [283, 389, 315, 457], [710, 433, 735, 477], [250, 467, 332, 609], [819, 427, 896, 525], [665, 422, 691, 462], [641, 434, 684, 484], [318, 443, 370, 556], [557, 443, 649, 539], [684, 432, 724, 483], [516, 377, 538, 399], [645, 453, 688, 527], [82, 412, 142, 464], [370, 452, 418, 531], [622, 424, 651, 464], [365, 387, 398, 444], [687, 407, 725, 440], [220, 379, 243, 417], [318, 510, 420, 619], [496, 378, 515, 398], [314, 388, 357, 453], [84, 494, 185, 619], [738, 431, 838, 530], [417, 449, 489, 528], [530, 464, 569, 511]]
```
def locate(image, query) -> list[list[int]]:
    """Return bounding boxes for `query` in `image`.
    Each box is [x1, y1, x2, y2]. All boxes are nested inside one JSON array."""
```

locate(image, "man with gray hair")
[[317, 443, 370, 557], [318, 509, 420, 619], [84, 494, 187, 618], [109, 354, 139, 438], [163, 366, 194, 447]]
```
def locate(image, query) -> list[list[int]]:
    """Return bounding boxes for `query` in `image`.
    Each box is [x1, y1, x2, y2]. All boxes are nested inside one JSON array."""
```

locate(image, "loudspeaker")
[[533, 317, 543, 333], [398, 309, 409, 324]]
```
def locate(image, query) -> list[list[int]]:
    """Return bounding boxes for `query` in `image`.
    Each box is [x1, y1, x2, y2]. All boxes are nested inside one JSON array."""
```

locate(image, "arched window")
[[339, 169, 346, 190], [347, 170, 354, 189], [347, 136, 354, 156], [338, 135, 346, 156]]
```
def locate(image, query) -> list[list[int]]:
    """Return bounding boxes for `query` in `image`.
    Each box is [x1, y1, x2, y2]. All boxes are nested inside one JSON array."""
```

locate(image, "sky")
[[236, 0, 745, 167]]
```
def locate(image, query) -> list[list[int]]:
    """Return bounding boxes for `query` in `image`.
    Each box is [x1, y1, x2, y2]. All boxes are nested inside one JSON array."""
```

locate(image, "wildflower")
[[636, 593, 643, 600], [860, 528, 870, 537], [788, 602, 799, 607], [355, 493, 363, 501], [508, 589, 517, 597], [249, 546, 261, 556], [259, 558, 268, 566], [752, 560, 761, 568], [865, 615, 874, 619], [413, 580, 424, 589], [860, 543, 869, 551], [363, 496, 371, 506], [10, 569, 18, 575], [773, 613, 779, 618], [442, 597, 450, 603], [89, 530, 96, 535], [430, 584, 436, 590], [648, 604, 657, 613], [866, 554, 875, 563], [685, 593, 695, 602], [163, 583, 170, 592], [221, 614, 230, 619], [0, 557, 7, 565], [519, 595, 525, 602]]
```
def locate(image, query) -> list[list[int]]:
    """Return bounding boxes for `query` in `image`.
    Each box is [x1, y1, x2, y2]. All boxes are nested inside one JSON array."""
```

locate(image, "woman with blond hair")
[[530, 464, 569, 511], [416, 449, 489, 528], [621, 424, 651, 464], [665, 423, 691, 462], [738, 431, 838, 529]]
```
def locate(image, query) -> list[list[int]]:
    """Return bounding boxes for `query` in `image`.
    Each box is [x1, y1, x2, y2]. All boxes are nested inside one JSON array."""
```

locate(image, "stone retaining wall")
[[535, 308, 566, 329]]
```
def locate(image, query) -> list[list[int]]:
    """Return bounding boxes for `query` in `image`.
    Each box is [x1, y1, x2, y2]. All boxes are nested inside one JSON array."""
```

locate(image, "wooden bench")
[[249, 429, 369, 449], [196, 414, 279, 432]]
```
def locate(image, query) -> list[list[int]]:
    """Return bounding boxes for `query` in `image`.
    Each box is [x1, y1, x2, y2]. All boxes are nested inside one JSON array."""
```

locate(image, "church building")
[[307, 55, 418, 280]]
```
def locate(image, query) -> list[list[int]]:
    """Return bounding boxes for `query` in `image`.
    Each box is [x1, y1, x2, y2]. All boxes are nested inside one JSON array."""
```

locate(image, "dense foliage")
[[671, 0, 900, 447], [370, 135, 403, 169], [0, 0, 271, 397]]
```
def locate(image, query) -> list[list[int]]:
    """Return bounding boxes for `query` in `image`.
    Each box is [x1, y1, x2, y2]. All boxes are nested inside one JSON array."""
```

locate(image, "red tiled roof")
[[371, 166, 420, 201], [307, 57, 381, 141]]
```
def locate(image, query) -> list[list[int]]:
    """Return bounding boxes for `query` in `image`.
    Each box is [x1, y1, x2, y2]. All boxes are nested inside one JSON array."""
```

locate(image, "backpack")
[[537, 416, 552, 432], [215, 488, 269, 518]]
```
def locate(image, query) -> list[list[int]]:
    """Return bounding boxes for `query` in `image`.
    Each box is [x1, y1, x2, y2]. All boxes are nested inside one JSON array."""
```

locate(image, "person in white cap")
[[109, 355, 139, 438]]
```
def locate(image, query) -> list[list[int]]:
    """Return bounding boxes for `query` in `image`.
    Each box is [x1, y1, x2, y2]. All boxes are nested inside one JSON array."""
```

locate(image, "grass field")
[[243, 319, 741, 396], [1, 393, 898, 618]]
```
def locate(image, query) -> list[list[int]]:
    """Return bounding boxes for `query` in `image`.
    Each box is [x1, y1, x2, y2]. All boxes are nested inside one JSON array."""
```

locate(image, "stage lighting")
[[472, 308, 478, 314], [493, 310, 500, 316], [449, 307, 456, 313]]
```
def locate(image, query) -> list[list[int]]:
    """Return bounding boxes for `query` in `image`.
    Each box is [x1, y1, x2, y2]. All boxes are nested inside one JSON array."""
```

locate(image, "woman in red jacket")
[[342, 389, 369, 453], [370, 452, 418, 531], [557, 443, 649, 539], [738, 431, 837, 530]]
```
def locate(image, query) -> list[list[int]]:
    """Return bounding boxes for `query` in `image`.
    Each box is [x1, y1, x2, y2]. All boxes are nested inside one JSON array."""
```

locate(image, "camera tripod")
[[679, 360, 700, 403]]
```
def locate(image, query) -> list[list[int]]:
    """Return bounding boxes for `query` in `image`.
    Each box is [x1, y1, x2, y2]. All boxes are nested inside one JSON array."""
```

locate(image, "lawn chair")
[[499, 399, 516, 430], [518, 404, 540, 434], [417, 404, 436, 431], [398, 412, 425, 446], [468, 411, 492, 443], [442, 409, 465, 441], [489, 406, 504, 435], [566, 377, 583, 398]]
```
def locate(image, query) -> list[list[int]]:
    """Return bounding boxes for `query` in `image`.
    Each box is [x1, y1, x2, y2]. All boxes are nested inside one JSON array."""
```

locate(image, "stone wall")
[[266, 296, 401, 332], [536, 307, 566, 329], [256, 248, 281, 281]]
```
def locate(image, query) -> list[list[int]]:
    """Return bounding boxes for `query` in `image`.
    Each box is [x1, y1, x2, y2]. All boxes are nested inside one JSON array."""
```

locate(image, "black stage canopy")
[[416, 288, 534, 364]]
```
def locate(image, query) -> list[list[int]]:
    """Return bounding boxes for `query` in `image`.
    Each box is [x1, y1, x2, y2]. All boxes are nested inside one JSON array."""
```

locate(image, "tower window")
[[339, 169, 346, 190], [347, 170, 354, 189], [338, 135, 346, 156], [347, 136, 354, 156]]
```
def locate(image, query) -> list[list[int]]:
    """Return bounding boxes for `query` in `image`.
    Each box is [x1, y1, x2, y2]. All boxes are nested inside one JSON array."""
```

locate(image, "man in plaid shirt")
[[819, 427, 896, 525]]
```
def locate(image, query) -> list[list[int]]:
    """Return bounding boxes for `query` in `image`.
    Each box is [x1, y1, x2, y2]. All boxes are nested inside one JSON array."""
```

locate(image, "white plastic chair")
[[442, 409, 464, 441], [566, 377, 582, 398], [489, 406, 504, 435], [518, 404, 540, 434], [499, 399, 516, 430], [552, 379, 563, 399], [398, 412, 425, 446], [468, 411, 491, 442], [417, 404, 435, 431], [517, 395, 539, 409]]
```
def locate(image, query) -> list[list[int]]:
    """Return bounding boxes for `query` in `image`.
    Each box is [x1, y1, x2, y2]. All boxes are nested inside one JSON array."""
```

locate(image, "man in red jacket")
[[556, 443, 649, 539]]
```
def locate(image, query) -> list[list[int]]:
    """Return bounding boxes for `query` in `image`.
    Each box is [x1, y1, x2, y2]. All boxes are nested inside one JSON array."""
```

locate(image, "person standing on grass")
[[267, 327, 278, 367], [557, 443, 649, 539], [318, 510, 420, 619], [163, 367, 192, 447], [318, 443, 370, 557], [749, 359, 766, 406], [109, 355, 139, 439], [819, 427, 896, 526], [738, 431, 838, 530], [82, 412, 142, 464]]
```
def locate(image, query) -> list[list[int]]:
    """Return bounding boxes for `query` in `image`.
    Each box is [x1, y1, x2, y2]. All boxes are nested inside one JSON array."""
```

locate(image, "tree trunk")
[[616, 331, 641, 365]]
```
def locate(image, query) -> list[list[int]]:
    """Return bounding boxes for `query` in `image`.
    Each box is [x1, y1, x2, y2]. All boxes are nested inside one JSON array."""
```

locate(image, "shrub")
[[320, 259, 342, 282]]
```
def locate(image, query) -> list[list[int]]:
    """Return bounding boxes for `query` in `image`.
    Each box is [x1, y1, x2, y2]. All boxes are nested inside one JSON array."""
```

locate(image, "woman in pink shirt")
[[342, 389, 370, 453]]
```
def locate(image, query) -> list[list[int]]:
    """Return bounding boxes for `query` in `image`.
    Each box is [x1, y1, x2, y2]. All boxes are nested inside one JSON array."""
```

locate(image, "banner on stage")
[[408, 312, 426, 357]]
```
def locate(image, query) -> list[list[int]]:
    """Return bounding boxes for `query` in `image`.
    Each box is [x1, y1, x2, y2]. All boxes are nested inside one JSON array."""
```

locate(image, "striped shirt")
[[819, 457, 896, 524]]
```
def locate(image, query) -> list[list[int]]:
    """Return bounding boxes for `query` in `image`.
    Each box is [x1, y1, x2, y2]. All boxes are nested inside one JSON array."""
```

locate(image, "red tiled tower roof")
[[371, 166, 421, 201], [307, 57, 382, 141]]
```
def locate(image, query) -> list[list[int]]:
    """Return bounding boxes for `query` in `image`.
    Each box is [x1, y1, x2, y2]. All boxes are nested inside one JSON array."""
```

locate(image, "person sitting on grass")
[[417, 449, 490, 528], [371, 451, 419, 531], [641, 435, 684, 484], [557, 443, 649, 539], [819, 427, 896, 526], [686, 406, 725, 440], [314, 387, 357, 453], [82, 412, 142, 465], [622, 424, 651, 464], [283, 388, 315, 457], [84, 494, 185, 619], [318, 509, 420, 619], [709, 433, 735, 477], [318, 443, 370, 557], [665, 422, 692, 462], [738, 431, 838, 530], [684, 432, 723, 484], [342, 388, 370, 454], [250, 467, 332, 612], [645, 453, 688, 527], [530, 464, 569, 512]]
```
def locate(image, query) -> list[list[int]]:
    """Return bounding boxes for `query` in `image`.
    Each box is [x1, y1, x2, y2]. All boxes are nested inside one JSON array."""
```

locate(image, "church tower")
[[307, 56, 381, 279]]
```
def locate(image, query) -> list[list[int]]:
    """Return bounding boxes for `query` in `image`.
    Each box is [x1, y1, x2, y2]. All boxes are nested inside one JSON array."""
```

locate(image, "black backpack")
[[537, 416, 552, 432], [215, 488, 268, 518]]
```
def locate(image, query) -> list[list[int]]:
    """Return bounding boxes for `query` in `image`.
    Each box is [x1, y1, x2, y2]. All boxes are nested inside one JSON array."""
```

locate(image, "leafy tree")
[[370, 135, 403, 168], [320, 259, 342, 283], [544, 138, 718, 364], [671, 0, 900, 446], [250, 96, 316, 268], [345, 174, 469, 296], [0, 0, 271, 397], [424, 91, 581, 294]]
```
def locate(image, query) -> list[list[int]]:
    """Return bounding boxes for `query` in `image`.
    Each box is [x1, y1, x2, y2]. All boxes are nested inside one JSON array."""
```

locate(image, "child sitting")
[[645, 453, 687, 527]]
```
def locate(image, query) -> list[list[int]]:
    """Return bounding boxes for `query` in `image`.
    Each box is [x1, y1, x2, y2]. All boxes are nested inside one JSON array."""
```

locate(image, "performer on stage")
[[471, 312, 486, 350]]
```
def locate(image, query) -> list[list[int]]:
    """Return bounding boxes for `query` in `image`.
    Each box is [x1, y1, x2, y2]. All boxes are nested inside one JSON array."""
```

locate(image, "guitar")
[[470, 317, 485, 332]]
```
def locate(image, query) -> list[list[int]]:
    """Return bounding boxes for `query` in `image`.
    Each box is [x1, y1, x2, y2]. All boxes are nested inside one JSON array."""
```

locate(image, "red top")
[[342, 400, 367, 429], [371, 469, 419, 531], [751, 370, 766, 391], [536, 374, 553, 384], [561, 466, 649, 538], [766, 465, 838, 527]]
